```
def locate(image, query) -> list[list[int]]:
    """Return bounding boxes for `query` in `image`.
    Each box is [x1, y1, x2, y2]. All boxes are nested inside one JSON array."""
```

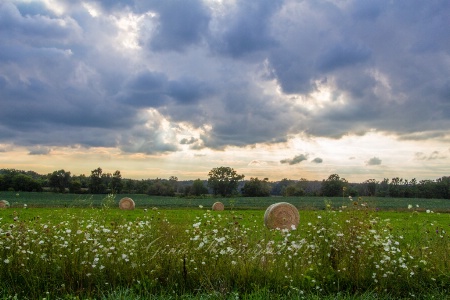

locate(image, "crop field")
[[1, 191, 450, 212], [0, 193, 449, 299]]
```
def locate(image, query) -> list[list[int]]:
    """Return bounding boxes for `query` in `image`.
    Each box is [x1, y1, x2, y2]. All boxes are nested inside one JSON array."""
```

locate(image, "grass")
[[0, 194, 449, 299], [1, 191, 449, 212]]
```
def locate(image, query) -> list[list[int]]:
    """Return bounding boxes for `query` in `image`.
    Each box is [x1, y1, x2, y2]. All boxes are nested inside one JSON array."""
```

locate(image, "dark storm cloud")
[[317, 42, 371, 72], [0, 0, 449, 154], [211, 0, 283, 58], [118, 71, 214, 107], [280, 154, 309, 165], [139, 0, 210, 52]]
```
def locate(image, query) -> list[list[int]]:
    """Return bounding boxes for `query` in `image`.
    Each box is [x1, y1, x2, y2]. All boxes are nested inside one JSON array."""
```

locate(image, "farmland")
[[1, 191, 450, 212], [0, 192, 449, 299]]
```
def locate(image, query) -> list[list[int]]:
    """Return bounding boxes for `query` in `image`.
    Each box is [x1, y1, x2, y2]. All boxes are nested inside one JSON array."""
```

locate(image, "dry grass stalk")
[[212, 201, 224, 211], [264, 202, 299, 230], [119, 197, 135, 210]]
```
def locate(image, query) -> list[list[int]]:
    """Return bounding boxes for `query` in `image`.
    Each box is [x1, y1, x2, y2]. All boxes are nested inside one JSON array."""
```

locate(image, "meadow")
[[1, 191, 450, 212], [0, 192, 449, 299]]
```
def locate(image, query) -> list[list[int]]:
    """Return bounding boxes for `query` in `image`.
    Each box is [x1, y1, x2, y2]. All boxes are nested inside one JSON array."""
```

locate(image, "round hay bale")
[[119, 197, 135, 210], [0, 200, 10, 209], [264, 202, 299, 230], [212, 201, 224, 211]]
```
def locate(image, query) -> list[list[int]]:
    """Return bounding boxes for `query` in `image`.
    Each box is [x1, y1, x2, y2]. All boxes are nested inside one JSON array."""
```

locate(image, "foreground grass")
[[0, 201, 449, 299]]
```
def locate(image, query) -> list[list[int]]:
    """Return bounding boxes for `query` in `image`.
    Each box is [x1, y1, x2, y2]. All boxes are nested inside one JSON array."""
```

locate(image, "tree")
[[48, 170, 71, 193], [321, 174, 348, 197], [111, 170, 123, 193], [241, 177, 271, 197], [207, 166, 244, 197], [282, 178, 308, 196], [362, 179, 377, 196], [89, 167, 106, 194], [12, 174, 42, 192], [189, 179, 208, 196], [271, 178, 294, 196], [147, 178, 176, 196], [69, 180, 82, 194]]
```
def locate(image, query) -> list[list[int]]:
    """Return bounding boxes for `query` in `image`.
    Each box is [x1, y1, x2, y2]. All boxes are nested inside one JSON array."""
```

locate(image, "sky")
[[0, 0, 449, 182]]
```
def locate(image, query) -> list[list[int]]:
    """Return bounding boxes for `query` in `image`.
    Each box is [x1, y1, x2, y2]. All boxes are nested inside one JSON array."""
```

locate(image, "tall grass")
[[0, 200, 449, 299]]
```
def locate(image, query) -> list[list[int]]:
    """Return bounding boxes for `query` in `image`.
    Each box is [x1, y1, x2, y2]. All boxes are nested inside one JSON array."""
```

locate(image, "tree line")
[[0, 167, 449, 199]]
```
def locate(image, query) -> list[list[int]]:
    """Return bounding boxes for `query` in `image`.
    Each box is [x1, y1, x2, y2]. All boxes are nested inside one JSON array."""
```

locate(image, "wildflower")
[[199, 205, 203, 209], [408, 204, 412, 209], [4, 259, 10, 264]]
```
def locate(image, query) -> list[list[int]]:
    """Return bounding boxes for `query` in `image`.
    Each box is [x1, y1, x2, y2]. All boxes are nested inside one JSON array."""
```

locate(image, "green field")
[[1, 191, 449, 212], [0, 193, 449, 299]]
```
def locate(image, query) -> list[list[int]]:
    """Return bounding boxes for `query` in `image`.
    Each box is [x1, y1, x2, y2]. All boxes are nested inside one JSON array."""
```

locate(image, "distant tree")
[[271, 178, 295, 196], [405, 178, 418, 198], [0, 175, 5, 191], [189, 179, 208, 196], [147, 178, 176, 196], [435, 176, 450, 199], [123, 179, 135, 193], [111, 170, 123, 193], [417, 180, 435, 198], [321, 174, 348, 197], [69, 180, 82, 194], [362, 179, 377, 196], [102, 172, 112, 192], [12, 174, 42, 192], [377, 178, 390, 197], [282, 178, 309, 196], [207, 166, 245, 197], [242, 177, 271, 197], [135, 180, 150, 194], [169, 176, 179, 193], [89, 167, 106, 194], [48, 169, 71, 193]]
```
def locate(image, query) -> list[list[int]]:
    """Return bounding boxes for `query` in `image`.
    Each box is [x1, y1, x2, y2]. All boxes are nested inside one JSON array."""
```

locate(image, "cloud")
[[0, 0, 449, 156], [140, 0, 210, 52], [210, 0, 283, 58], [248, 160, 268, 166], [28, 146, 51, 155], [180, 137, 198, 145], [415, 151, 447, 161], [366, 157, 382, 166], [312, 157, 323, 163], [280, 154, 309, 165]]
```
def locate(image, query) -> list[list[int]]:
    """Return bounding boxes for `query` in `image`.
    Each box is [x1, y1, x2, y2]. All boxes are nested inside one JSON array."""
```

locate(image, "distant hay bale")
[[264, 202, 299, 230], [212, 202, 224, 211], [119, 197, 135, 210], [0, 200, 10, 209]]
